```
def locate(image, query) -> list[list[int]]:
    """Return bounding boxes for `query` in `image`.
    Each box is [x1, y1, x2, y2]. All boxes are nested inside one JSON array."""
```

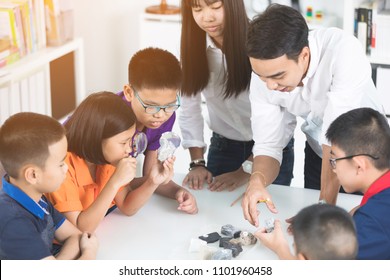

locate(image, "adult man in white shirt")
[[242, 4, 384, 227]]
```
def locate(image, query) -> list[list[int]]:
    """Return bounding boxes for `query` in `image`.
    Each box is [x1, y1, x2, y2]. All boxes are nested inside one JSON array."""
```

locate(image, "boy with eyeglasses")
[[326, 107, 390, 259], [118, 47, 198, 215]]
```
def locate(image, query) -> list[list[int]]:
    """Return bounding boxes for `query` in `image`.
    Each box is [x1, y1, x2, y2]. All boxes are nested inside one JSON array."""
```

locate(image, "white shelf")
[[0, 38, 86, 121], [0, 38, 85, 103]]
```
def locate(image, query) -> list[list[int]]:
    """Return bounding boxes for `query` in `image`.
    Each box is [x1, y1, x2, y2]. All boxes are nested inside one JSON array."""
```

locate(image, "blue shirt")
[[0, 177, 65, 260], [354, 171, 390, 260]]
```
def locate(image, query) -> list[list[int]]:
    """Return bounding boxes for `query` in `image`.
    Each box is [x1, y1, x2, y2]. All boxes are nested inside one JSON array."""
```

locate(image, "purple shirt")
[[118, 91, 176, 151]]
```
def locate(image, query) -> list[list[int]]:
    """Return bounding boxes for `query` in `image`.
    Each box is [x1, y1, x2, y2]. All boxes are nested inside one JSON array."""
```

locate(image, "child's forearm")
[[116, 177, 160, 216], [155, 180, 181, 199], [275, 244, 296, 260], [75, 181, 120, 232], [55, 234, 82, 260]]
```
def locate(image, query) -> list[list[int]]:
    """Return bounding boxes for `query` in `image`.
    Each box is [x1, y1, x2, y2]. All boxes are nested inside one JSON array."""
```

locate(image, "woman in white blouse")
[[179, 0, 295, 191]]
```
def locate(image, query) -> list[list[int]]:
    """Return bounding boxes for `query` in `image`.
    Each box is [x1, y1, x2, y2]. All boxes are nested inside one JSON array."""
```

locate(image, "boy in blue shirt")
[[0, 112, 98, 259], [326, 107, 390, 259]]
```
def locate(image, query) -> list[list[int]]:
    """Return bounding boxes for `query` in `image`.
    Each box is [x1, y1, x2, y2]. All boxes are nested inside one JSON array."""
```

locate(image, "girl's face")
[[191, 0, 224, 46], [102, 125, 136, 166]]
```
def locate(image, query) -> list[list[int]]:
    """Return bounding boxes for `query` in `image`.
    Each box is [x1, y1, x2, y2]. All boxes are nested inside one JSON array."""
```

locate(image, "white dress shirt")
[[179, 38, 252, 150], [250, 27, 384, 164]]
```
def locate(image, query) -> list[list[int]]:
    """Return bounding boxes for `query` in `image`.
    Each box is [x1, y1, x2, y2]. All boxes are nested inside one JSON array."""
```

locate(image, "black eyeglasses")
[[132, 86, 180, 114], [329, 154, 379, 169]]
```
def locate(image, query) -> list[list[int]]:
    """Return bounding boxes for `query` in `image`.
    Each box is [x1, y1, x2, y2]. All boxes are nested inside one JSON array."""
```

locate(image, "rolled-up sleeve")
[[179, 94, 207, 150]]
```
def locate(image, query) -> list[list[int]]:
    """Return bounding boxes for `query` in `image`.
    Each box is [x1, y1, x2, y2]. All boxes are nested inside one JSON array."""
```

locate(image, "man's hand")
[[242, 179, 277, 227]]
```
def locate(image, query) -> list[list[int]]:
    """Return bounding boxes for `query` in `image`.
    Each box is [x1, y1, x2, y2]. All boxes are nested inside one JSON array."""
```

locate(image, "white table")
[[95, 174, 362, 260]]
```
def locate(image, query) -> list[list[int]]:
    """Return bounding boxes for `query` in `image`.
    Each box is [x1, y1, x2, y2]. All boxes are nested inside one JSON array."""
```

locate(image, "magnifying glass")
[[130, 132, 148, 158]]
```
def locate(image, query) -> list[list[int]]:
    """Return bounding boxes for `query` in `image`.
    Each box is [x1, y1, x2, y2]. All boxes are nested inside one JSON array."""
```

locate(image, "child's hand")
[[175, 188, 198, 214], [110, 157, 137, 189], [79, 232, 99, 258], [254, 220, 289, 254], [149, 156, 175, 186]]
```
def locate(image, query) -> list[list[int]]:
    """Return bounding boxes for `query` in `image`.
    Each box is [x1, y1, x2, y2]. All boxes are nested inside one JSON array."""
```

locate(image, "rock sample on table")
[[221, 224, 241, 238]]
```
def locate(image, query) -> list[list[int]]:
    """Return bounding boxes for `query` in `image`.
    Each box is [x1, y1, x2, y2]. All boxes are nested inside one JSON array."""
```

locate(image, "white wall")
[[72, 0, 343, 95], [72, 0, 180, 95]]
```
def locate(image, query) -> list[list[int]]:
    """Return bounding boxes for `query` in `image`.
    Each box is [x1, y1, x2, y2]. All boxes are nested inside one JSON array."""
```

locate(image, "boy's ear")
[[353, 156, 368, 175], [123, 84, 135, 102], [24, 165, 39, 185]]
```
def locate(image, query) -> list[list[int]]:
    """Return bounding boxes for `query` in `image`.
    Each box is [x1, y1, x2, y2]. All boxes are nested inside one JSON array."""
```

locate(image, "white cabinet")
[[139, 13, 181, 58], [0, 38, 86, 123]]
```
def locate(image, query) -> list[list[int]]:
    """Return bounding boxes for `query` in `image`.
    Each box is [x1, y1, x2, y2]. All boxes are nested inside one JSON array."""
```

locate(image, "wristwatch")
[[241, 160, 253, 174]]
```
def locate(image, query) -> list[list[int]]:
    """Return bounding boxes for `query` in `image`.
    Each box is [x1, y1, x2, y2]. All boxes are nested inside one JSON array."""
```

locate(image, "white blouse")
[[179, 38, 252, 150]]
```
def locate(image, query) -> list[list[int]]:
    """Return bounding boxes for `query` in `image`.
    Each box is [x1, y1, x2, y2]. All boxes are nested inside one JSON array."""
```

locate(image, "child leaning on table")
[[326, 107, 390, 260], [0, 112, 98, 260], [117, 47, 197, 214], [255, 204, 358, 260], [46, 92, 177, 234]]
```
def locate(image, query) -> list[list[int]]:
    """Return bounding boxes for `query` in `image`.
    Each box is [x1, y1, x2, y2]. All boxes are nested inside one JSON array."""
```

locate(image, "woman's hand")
[[208, 169, 250, 192], [182, 166, 213, 190]]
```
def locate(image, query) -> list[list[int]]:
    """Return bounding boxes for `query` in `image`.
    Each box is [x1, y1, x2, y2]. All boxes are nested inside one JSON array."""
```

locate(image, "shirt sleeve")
[[249, 74, 297, 164], [1, 217, 53, 259], [178, 94, 207, 150], [321, 33, 380, 146]]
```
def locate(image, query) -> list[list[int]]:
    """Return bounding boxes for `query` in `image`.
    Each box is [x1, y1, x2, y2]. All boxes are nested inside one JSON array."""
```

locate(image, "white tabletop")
[[95, 174, 363, 260]]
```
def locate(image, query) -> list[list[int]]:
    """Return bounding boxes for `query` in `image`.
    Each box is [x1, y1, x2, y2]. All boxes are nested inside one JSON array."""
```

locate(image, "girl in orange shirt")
[[46, 92, 176, 233]]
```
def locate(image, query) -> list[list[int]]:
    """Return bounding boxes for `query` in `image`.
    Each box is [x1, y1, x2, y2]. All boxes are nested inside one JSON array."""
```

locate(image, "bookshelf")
[[0, 38, 85, 122], [343, 0, 390, 66]]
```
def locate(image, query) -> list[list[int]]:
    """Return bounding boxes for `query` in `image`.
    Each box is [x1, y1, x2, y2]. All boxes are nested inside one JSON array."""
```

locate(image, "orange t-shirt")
[[46, 152, 116, 213]]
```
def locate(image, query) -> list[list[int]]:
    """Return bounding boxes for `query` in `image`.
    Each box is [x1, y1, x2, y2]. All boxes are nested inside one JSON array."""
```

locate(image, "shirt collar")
[[206, 35, 220, 50], [2, 176, 49, 219], [301, 30, 320, 86], [361, 170, 390, 206]]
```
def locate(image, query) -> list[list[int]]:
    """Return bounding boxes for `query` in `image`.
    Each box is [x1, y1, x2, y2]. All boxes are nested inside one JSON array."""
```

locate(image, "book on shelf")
[[44, 0, 74, 46], [354, 5, 372, 54], [354, 0, 390, 59], [0, 0, 47, 68], [0, 2, 25, 57]]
